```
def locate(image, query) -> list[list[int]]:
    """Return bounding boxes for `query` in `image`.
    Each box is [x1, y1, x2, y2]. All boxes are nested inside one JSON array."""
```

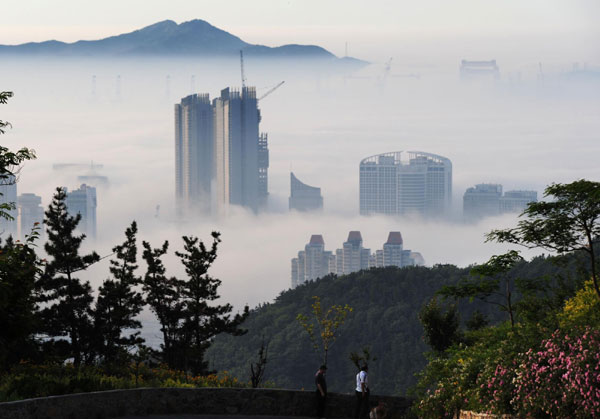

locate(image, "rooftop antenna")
[[240, 50, 247, 90], [345, 42, 348, 57], [191, 74, 196, 93]]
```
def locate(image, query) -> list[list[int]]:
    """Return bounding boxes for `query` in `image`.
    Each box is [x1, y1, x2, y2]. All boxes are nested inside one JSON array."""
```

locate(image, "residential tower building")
[[359, 151, 452, 217]]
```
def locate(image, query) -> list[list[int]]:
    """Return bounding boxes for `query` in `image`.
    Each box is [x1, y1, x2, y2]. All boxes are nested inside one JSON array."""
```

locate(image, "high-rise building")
[[360, 151, 452, 217], [500, 190, 538, 214], [214, 87, 261, 214], [291, 234, 334, 288], [291, 230, 424, 286], [174, 87, 268, 216], [18, 193, 44, 240], [373, 231, 423, 268], [0, 176, 17, 237], [65, 184, 97, 240], [463, 184, 503, 220], [175, 93, 213, 215], [289, 172, 323, 212], [339, 231, 370, 275]]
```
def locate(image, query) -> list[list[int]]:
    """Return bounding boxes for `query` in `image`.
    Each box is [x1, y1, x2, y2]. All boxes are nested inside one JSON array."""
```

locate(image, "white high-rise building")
[[360, 151, 452, 217], [338, 231, 370, 275], [18, 193, 44, 240], [291, 234, 334, 288], [0, 175, 17, 238], [65, 184, 97, 240]]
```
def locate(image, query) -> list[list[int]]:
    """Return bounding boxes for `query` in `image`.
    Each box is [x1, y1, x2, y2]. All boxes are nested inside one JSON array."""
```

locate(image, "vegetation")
[[413, 180, 600, 418], [296, 296, 353, 365], [0, 362, 246, 402], [207, 256, 576, 395]]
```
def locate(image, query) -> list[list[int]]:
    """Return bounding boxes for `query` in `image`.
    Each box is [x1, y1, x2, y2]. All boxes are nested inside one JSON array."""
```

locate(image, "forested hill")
[[206, 256, 574, 396]]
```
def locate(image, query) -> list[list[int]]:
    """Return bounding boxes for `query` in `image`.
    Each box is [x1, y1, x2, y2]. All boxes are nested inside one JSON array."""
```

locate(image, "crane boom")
[[259, 81, 285, 101], [240, 50, 247, 90]]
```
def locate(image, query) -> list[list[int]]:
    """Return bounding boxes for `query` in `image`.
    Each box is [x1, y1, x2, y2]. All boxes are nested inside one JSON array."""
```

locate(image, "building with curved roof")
[[289, 172, 323, 212], [359, 151, 452, 217]]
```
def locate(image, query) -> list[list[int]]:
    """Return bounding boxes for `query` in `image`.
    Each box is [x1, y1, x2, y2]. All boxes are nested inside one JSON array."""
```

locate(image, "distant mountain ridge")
[[0, 19, 363, 63]]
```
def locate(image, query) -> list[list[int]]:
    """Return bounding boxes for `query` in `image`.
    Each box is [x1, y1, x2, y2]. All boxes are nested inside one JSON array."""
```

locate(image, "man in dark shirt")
[[315, 364, 327, 418]]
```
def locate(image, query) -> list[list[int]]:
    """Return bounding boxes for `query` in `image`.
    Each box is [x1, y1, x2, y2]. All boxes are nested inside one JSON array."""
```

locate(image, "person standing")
[[315, 364, 327, 418], [354, 364, 369, 419]]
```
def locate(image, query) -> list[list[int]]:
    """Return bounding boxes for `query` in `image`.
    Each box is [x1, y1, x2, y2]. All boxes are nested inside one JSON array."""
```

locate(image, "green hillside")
[[207, 256, 572, 396]]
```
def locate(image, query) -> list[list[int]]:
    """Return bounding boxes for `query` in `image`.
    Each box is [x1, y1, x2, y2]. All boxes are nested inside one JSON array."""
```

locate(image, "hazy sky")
[[1, 0, 599, 63]]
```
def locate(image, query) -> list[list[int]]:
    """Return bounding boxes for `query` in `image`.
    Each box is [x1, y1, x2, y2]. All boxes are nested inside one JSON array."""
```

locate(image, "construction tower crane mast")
[[240, 50, 247, 90], [240, 50, 285, 100], [259, 81, 285, 101]]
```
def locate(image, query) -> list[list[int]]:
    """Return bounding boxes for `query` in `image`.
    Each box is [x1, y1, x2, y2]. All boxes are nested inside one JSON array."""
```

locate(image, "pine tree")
[[174, 232, 249, 374], [39, 187, 100, 366], [94, 221, 144, 365], [142, 239, 185, 367]]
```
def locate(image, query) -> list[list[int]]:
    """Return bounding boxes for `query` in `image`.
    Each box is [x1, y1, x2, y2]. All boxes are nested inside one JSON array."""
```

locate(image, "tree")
[[174, 232, 249, 374], [296, 296, 353, 365], [488, 180, 600, 301], [142, 239, 185, 367], [419, 298, 461, 353], [349, 347, 376, 371], [38, 187, 100, 366], [0, 231, 42, 370], [250, 338, 269, 388], [0, 91, 36, 223], [438, 251, 524, 329], [94, 221, 144, 364]]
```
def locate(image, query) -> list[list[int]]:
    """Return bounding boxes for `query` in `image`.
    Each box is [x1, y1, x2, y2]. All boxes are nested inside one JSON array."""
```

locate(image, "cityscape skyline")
[[1, 5, 598, 312]]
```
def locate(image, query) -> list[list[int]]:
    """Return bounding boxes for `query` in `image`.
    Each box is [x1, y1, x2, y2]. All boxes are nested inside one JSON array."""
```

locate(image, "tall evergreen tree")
[[94, 221, 144, 364], [142, 239, 184, 367], [39, 187, 99, 366], [174, 232, 249, 374]]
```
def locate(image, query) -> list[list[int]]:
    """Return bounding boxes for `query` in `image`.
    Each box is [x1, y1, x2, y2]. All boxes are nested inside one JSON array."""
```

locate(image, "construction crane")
[[240, 50, 247, 90], [259, 81, 285, 101]]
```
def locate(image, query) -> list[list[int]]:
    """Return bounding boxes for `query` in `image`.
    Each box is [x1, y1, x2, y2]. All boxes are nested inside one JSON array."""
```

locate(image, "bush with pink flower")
[[479, 327, 600, 418]]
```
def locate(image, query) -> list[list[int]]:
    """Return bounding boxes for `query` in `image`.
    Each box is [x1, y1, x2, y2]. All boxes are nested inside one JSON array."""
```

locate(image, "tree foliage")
[[38, 187, 100, 366], [419, 298, 462, 353], [487, 180, 600, 301], [94, 221, 144, 364], [439, 251, 524, 329], [174, 232, 249, 375], [296, 296, 353, 365], [0, 91, 36, 223]]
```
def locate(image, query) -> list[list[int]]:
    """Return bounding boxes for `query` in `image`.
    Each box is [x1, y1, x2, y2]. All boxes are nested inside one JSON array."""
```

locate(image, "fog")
[[2, 52, 600, 343]]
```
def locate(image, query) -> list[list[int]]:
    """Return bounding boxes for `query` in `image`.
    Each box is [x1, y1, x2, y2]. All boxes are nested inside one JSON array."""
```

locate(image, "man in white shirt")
[[354, 365, 370, 419]]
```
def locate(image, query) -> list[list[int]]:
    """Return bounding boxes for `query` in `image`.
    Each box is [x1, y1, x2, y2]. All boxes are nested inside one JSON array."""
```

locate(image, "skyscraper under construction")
[[175, 86, 268, 216]]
